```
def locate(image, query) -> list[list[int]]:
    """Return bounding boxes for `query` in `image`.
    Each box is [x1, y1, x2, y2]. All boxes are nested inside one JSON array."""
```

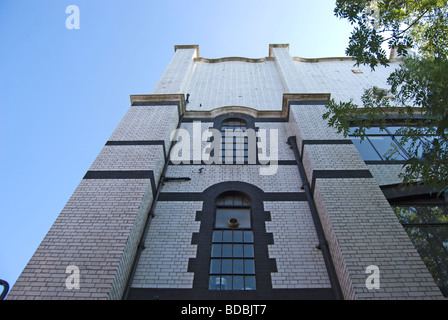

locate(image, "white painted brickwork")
[[108, 105, 179, 146], [292, 59, 399, 106], [90, 145, 165, 172], [152, 48, 197, 94], [8, 179, 153, 300], [8, 102, 179, 300], [182, 61, 285, 111], [367, 164, 406, 186], [256, 122, 295, 161], [301, 144, 367, 183], [130, 201, 202, 289], [264, 202, 331, 289], [161, 165, 302, 193], [288, 100, 444, 299], [313, 178, 443, 299], [9, 44, 444, 300]]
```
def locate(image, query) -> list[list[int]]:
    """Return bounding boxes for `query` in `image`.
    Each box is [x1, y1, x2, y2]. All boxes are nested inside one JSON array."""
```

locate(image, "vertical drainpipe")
[[287, 136, 343, 300]]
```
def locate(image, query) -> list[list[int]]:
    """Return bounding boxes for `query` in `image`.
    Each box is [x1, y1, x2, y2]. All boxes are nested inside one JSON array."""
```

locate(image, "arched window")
[[209, 192, 256, 290], [220, 118, 249, 164]]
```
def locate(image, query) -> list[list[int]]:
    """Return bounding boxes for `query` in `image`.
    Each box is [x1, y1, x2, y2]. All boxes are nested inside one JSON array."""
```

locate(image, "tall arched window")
[[209, 192, 256, 290], [220, 118, 249, 164]]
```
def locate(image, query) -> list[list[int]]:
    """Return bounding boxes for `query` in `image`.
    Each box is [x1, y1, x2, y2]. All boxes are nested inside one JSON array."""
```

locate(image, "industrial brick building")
[[7, 44, 446, 300]]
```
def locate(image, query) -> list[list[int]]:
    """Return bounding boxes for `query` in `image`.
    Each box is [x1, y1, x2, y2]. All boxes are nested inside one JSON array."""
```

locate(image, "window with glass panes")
[[209, 193, 256, 290], [392, 203, 448, 297], [220, 118, 249, 164], [349, 126, 435, 161]]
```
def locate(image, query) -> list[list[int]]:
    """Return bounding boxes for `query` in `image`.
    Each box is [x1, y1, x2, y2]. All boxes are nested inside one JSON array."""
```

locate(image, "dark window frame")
[[209, 192, 256, 291], [349, 125, 436, 162], [211, 113, 258, 165], [390, 196, 448, 297]]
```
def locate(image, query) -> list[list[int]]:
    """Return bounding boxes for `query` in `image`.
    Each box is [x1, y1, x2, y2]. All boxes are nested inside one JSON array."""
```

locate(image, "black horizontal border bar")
[[158, 192, 307, 202], [264, 192, 307, 201], [83, 170, 154, 180], [167, 160, 297, 166], [181, 118, 288, 123], [106, 140, 165, 146], [131, 101, 180, 107], [158, 192, 203, 201], [289, 100, 329, 106], [127, 287, 335, 300], [365, 160, 407, 165], [302, 140, 353, 145], [311, 169, 373, 193]]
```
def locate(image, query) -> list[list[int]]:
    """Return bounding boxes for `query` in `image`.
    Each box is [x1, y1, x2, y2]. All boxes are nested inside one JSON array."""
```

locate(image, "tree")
[[324, 0, 448, 200]]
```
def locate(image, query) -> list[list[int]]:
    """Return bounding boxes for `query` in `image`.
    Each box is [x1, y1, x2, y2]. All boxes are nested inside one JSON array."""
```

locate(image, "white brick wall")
[[288, 101, 444, 299], [10, 44, 444, 300], [182, 60, 285, 111], [367, 164, 405, 186], [160, 164, 302, 193], [131, 201, 202, 289], [265, 201, 331, 289]]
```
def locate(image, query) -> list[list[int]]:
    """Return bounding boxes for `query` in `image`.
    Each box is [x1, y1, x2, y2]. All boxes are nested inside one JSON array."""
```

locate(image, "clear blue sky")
[[0, 0, 353, 292]]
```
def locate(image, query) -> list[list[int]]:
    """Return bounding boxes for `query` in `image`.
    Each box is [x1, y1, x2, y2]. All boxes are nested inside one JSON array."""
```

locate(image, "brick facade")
[[7, 44, 444, 300]]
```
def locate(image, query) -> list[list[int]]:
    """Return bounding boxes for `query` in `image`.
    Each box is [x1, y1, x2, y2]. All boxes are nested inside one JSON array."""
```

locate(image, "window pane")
[[403, 226, 448, 289], [224, 196, 233, 206], [365, 127, 388, 134], [209, 275, 221, 290], [368, 136, 406, 160], [233, 195, 243, 207], [394, 206, 448, 225], [351, 137, 381, 160], [245, 276, 256, 290], [211, 244, 221, 257], [222, 244, 233, 257], [215, 208, 251, 229], [233, 231, 243, 242], [221, 276, 232, 290], [233, 259, 244, 274], [385, 126, 404, 134], [210, 259, 221, 274], [233, 276, 244, 290], [233, 244, 244, 257], [396, 136, 424, 158], [243, 231, 253, 243], [244, 245, 254, 258], [212, 231, 222, 243], [222, 260, 233, 274], [244, 260, 255, 274], [223, 230, 233, 242]]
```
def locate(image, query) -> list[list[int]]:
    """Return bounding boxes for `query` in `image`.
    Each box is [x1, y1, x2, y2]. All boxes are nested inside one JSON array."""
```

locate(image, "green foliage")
[[334, 0, 448, 67], [326, 1, 448, 200]]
